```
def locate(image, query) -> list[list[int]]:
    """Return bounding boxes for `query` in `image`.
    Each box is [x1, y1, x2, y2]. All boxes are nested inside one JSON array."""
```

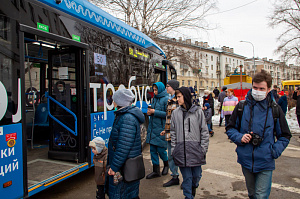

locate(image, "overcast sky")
[[174, 0, 285, 63]]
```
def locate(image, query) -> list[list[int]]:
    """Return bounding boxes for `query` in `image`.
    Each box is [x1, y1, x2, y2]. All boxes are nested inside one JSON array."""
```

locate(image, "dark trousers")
[[96, 185, 105, 199], [219, 116, 223, 126], [225, 115, 231, 127], [297, 114, 300, 127]]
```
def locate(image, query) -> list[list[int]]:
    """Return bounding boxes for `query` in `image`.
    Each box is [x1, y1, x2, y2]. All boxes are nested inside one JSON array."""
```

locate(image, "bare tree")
[[269, 0, 300, 63], [88, 0, 216, 36], [154, 37, 208, 83]]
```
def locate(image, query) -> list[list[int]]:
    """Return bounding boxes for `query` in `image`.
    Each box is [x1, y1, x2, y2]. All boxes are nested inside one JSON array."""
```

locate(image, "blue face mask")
[[114, 107, 118, 111]]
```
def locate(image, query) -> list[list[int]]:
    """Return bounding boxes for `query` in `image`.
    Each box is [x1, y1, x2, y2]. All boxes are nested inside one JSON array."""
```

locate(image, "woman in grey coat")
[[170, 87, 209, 199]]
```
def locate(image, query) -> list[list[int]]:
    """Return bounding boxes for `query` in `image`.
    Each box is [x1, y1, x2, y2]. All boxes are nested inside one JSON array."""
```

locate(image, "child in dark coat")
[[89, 137, 108, 199], [203, 103, 214, 137]]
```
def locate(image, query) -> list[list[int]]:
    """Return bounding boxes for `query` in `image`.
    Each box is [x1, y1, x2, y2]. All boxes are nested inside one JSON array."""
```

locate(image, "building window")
[[188, 80, 191, 86], [229, 58, 231, 63], [200, 81, 203, 87], [181, 70, 184, 76], [195, 81, 197, 87], [211, 56, 213, 61], [211, 65, 213, 70], [182, 80, 184, 86], [188, 71, 190, 76], [211, 82, 214, 87], [211, 73, 213, 78]]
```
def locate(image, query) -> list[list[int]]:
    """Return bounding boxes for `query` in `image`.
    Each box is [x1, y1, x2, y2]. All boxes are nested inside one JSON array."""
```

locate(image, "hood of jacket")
[[178, 87, 192, 111], [153, 82, 166, 98], [115, 105, 145, 124]]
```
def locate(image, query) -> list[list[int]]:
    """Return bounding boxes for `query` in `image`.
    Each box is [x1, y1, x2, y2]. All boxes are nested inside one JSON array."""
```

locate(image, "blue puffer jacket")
[[226, 89, 291, 173], [146, 82, 169, 149], [107, 106, 145, 199], [278, 95, 287, 115]]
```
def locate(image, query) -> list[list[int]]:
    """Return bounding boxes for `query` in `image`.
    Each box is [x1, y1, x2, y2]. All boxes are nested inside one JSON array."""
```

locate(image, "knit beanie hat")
[[167, 80, 179, 90], [89, 137, 105, 154], [204, 103, 210, 109], [112, 89, 135, 107]]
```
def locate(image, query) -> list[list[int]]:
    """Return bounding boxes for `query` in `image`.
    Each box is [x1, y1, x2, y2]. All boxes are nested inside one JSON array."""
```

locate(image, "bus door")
[[47, 47, 85, 163]]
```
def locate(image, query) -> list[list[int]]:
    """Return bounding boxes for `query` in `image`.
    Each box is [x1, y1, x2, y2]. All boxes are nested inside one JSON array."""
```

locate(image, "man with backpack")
[[226, 70, 291, 199]]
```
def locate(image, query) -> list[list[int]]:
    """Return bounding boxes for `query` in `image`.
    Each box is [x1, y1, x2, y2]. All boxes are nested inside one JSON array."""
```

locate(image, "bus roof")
[[281, 80, 300, 84], [39, 0, 165, 57]]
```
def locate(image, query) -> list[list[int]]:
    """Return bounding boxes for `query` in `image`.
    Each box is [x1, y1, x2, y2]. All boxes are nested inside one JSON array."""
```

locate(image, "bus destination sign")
[[129, 47, 149, 60]]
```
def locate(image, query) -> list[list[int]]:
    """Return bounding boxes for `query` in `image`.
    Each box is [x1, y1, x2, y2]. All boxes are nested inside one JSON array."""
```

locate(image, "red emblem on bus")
[[6, 133, 17, 141]]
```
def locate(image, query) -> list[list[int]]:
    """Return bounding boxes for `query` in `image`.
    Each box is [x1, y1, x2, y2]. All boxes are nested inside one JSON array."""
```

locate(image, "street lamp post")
[[240, 40, 255, 75]]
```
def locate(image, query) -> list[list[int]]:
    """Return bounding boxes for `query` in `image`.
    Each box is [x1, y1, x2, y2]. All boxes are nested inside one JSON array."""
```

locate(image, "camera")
[[250, 133, 263, 146]]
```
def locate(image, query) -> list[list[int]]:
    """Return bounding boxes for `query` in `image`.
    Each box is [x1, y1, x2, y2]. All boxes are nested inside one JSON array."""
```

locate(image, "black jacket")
[[213, 89, 220, 98], [293, 91, 300, 115], [203, 94, 214, 116]]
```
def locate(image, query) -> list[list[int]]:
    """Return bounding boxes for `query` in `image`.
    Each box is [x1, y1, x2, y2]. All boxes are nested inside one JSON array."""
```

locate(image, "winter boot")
[[146, 165, 161, 179], [161, 161, 169, 175], [192, 187, 197, 197], [163, 176, 179, 187]]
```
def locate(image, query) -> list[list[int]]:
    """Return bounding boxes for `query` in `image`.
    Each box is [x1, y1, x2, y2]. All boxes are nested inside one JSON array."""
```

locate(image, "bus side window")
[[289, 85, 294, 90], [284, 85, 288, 90]]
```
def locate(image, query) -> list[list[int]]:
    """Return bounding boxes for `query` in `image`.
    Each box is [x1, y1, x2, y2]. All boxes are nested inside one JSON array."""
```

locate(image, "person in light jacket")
[[170, 87, 209, 199]]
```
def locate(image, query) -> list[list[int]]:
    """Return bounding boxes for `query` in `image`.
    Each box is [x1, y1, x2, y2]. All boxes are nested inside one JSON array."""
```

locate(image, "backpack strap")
[[237, 100, 246, 131], [271, 101, 280, 137]]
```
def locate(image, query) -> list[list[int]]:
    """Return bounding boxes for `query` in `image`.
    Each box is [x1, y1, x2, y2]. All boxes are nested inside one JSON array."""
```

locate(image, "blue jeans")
[[180, 166, 202, 199], [242, 166, 273, 199], [150, 144, 168, 165], [167, 141, 179, 177], [207, 123, 212, 132]]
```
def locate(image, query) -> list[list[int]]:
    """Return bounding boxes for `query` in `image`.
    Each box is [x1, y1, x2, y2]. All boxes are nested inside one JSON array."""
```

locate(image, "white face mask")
[[251, 89, 267, 101]]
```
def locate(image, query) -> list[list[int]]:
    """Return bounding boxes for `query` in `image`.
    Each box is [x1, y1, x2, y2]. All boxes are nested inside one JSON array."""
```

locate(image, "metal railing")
[[45, 92, 77, 136]]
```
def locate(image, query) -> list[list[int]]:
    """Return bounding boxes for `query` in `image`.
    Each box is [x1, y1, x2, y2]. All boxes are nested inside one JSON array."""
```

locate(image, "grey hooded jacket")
[[170, 104, 209, 167]]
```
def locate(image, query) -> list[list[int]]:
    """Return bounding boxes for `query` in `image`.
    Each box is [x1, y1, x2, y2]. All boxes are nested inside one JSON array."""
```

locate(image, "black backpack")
[[237, 100, 280, 136]]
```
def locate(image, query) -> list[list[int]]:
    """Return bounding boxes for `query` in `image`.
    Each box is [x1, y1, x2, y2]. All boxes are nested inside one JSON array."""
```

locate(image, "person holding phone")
[[146, 82, 169, 179]]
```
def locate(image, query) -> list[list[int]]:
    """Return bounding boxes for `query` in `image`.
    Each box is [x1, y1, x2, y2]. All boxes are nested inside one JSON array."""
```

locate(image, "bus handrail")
[[45, 92, 77, 136]]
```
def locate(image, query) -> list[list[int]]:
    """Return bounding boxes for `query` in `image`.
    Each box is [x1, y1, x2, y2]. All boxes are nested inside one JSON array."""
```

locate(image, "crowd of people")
[[89, 70, 299, 199]]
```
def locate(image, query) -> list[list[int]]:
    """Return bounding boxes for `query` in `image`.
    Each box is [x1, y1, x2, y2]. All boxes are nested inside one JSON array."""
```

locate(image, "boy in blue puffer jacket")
[[226, 70, 291, 199], [146, 82, 169, 179]]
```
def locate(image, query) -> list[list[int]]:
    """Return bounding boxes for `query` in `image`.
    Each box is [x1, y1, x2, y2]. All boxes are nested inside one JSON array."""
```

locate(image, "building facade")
[[244, 58, 300, 87], [154, 36, 246, 93]]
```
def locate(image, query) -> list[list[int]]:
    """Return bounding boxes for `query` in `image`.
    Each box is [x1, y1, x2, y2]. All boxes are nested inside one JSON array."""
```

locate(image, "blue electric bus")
[[0, 0, 176, 198]]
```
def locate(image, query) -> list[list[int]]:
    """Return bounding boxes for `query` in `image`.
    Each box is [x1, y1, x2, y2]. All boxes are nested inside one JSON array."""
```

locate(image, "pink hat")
[[279, 91, 284, 96]]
